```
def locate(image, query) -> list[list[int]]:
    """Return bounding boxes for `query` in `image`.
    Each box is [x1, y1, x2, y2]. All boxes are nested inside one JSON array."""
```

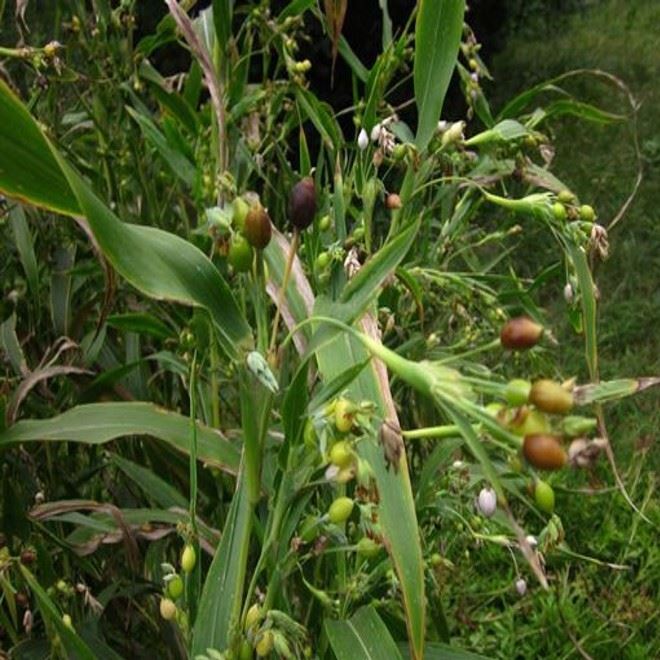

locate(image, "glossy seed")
[[529, 379, 573, 414], [523, 434, 567, 470], [244, 203, 272, 249], [288, 177, 317, 231], [500, 316, 544, 350]]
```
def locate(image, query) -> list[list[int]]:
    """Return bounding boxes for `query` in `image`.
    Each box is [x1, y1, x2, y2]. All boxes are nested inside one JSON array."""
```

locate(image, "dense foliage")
[[0, 1, 657, 658]]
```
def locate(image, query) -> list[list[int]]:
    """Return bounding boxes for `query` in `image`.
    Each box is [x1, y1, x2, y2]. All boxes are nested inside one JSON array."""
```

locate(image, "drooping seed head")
[[288, 177, 317, 231]]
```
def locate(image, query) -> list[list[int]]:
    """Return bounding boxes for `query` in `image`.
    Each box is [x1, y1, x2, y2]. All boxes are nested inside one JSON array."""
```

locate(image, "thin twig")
[[164, 0, 227, 190]]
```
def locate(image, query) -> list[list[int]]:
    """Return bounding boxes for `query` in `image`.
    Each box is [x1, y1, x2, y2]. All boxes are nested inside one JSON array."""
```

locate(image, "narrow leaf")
[[0, 402, 240, 473], [326, 606, 403, 660], [414, 0, 466, 150]]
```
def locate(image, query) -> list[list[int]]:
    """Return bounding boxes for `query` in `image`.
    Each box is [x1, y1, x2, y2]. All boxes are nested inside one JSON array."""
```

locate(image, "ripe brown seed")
[[523, 434, 567, 470], [386, 193, 402, 210], [20, 549, 36, 565], [529, 379, 574, 414], [500, 316, 544, 350], [244, 203, 272, 250], [288, 177, 317, 230]]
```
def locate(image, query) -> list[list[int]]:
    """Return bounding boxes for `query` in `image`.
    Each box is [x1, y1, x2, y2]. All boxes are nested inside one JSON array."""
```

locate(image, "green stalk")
[[209, 332, 221, 429]]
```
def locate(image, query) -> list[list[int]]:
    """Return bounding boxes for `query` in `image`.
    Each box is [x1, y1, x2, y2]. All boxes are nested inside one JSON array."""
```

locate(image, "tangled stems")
[[282, 315, 521, 452]]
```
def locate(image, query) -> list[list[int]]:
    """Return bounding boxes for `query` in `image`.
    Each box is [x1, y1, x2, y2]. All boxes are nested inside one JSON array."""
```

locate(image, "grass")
[[442, 1, 660, 656]]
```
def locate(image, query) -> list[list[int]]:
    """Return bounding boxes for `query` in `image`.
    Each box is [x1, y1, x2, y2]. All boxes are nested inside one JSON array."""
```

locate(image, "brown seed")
[[500, 316, 544, 350], [243, 203, 272, 250], [529, 379, 573, 414], [385, 193, 402, 210], [523, 434, 567, 470], [20, 549, 37, 565], [288, 177, 317, 231]]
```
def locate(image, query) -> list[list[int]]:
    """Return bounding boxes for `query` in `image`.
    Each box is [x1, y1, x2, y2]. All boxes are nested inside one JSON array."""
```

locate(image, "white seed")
[[563, 282, 574, 303], [525, 534, 538, 548], [370, 123, 382, 142], [477, 487, 497, 518], [357, 128, 369, 151], [515, 577, 527, 596]]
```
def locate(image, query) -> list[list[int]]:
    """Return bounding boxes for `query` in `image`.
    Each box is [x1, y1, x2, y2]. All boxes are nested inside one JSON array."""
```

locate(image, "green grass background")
[[446, 1, 659, 656]]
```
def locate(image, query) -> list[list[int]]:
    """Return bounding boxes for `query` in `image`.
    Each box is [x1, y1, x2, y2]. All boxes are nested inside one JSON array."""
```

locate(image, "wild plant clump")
[[0, 2, 656, 659]]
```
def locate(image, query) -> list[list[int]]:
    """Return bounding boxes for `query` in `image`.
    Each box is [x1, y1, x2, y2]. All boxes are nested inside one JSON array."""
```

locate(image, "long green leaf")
[[0, 402, 240, 473], [568, 244, 598, 379], [19, 566, 97, 660], [9, 204, 39, 298], [326, 606, 403, 660], [314, 315, 426, 660], [192, 479, 251, 655], [0, 82, 78, 216], [0, 79, 252, 360], [414, 0, 465, 150]]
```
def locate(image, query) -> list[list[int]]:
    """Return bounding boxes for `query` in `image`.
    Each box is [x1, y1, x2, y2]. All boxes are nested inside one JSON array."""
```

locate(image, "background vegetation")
[[0, 0, 657, 658]]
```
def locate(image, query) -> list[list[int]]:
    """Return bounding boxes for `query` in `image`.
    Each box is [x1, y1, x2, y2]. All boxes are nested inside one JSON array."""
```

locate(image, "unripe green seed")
[[233, 197, 249, 232], [529, 379, 574, 414], [510, 408, 551, 437], [558, 190, 574, 204], [181, 544, 196, 573], [329, 440, 353, 469], [334, 398, 355, 433], [160, 597, 177, 620], [228, 234, 254, 273], [245, 603, 262, 630], [62, 613, 73, 629], [167, 574, 184, 600], [255, 630, 274, 657], [392, 144, 407, 161], [299, 515, 319, 543], [328, 496, 354, 524], [319, 214, 332, 232], [579, 204, 596, 222], [504, 379, 531, 406], [552, 201, 567, 221], [534, 480, 555, 513], [315, 251, 330, 270], [357, 537, 381, 558]]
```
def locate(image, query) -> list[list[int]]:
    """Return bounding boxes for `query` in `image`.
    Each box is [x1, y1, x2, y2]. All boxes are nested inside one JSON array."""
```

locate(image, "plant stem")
[[269, 230, 299, 357]]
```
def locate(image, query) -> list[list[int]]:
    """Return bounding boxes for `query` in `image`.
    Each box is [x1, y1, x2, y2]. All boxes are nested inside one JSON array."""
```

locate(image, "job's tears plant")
[[0, 1, 657, 659]]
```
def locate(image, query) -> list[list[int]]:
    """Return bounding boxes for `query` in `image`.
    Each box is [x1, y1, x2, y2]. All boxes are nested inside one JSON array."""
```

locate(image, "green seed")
[[357, 537, 381, 558], [315, 251, 330, 270], [552, 201, 567, 221], [328, 496, 354, 524], [228, 234, 254, 273], [579, 204, 596, 222], [181, 544, 196, 573], [167, 574, 184, 600], [504, 379, 531, 406], [534, 480, 555, 513]]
